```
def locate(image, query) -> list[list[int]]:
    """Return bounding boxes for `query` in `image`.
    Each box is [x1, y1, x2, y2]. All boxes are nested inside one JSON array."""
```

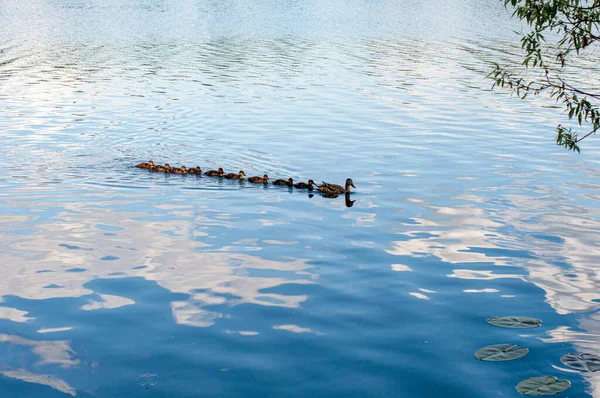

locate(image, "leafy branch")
[[492, 0, 600, 152]]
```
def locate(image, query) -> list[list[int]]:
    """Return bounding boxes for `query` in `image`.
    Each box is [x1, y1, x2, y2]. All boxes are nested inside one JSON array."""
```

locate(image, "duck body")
[[273, 178, 293, 187], [317, 178, 355, 195], [225, 170, 246, 180], [187, 167, 202, 174], [205, 168, 224, 177], [171, 165, 187, 174], [152, 164, 171, 172], [137, 160, 155, 169], [248, 174, 269, 184], [294, 180, 315, 190]]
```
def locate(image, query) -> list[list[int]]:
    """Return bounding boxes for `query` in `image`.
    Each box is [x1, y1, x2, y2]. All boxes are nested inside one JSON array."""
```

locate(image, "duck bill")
[[351, 183, 356, 188]]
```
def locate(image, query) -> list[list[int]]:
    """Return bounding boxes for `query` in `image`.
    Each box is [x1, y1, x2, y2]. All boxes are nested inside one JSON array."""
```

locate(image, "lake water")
[[2, 0, 600, 397]]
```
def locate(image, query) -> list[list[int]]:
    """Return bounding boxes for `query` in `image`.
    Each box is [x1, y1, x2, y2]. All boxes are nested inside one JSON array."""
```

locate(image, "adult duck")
[[273, 178, 293, 187], [152, 163, 171, 172], [294, 180, 315, 190], [205, 167, 224, 177], [225, 170, 246, 180], [137, 160, 154, 169], [317, 178, 355, 195], [171, 165, 187, 174], [248, 174, 269, 184]]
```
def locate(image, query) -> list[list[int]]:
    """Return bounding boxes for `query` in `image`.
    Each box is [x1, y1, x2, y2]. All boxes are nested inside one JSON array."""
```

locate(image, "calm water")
[[1, 0, 600, 397]]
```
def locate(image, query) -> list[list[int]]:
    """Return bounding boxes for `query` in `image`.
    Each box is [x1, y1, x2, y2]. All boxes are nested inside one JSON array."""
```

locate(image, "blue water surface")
[[1, 0, 600, 397]]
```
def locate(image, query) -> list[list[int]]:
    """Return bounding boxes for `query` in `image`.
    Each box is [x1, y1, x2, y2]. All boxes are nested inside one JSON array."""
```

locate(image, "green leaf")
[[474, 344, 529, 362], [516, 376, 570, 396], [487, 316, 542, 329], [560, 353, 600, 372]]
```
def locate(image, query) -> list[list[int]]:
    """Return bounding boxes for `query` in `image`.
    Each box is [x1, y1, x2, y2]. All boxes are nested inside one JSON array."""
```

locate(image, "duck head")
[[308, 179, 315, 186], [149, 160, 155, 167], [263, 174, 269, 181], [218, 167, 224, 174], [164, 163, 171, 171], [181, 166, 187, 172], [346, 178, 356, 189], [288, 178, 293, 184], [239, 170, 246, 177]]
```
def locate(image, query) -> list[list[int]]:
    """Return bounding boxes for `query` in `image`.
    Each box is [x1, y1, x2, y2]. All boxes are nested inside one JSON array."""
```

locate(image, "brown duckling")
[[187, 166, 202, 174], [137, 160, 155, 169], [316, 178, 355, 195], [171, 165, 187, 174], [225, 170, 246, 180], [152, 163, 171, 172], [294, 179, 315, 190], [273, 178, 293, 187], [248, 174, 269, 184], [205, 167, 224, 177]]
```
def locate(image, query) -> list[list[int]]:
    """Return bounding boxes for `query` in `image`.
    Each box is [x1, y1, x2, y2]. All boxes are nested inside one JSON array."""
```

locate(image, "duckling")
[[316, 178, 355, 195], [248, 174, 269, 184], [137, 160, 155, 169], [273, 178, 293, 187], [205, 167, 224, 177], [225, 170, 246, 180], [187, 166, 202, 174], [294, 179, 315, 190], [152, 163, 170, 172], [171, 165, 187, 174]]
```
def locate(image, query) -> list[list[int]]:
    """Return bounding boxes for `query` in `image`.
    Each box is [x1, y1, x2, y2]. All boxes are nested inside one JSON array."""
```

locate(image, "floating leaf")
[[516, 376, 570, 396], [475, 344, 529, 362], [487, 316, 541, 329], [560, 353, 600, 372]]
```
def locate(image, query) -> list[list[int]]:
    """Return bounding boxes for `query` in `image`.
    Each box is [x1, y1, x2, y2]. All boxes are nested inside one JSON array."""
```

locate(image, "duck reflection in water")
[[309, 192, 355, 207], [345, 192, 356, 207]]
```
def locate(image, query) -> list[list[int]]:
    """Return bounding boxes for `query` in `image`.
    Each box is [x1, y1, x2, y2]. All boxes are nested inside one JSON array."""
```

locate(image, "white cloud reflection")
[[273, 324, 315, 334], [0, 334, 79, 368], [0, 369, 76, 396], [0, 307, 34, 323], [0, 195, 315, 329]]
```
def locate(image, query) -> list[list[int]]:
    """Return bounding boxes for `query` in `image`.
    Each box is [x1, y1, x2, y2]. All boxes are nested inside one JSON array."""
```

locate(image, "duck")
[[273, 178, 293, 187], [187, 166, 202, 174], [137, 160, 155, 169], [248, 174, 269, 184], [205, 167, 224, 177], [171, 165, 187, 174], [316, 178, 355, 195], [294, 179, 315, 190], [152, 163, 171, 172], [225, 170, 246, 180]]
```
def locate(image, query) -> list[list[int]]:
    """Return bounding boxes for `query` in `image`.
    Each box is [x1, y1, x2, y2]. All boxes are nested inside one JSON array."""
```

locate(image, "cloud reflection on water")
[[0, 334, 79, 368], [0, 193, 315, 330], [0, 369, 76, 396], [1, 1, 600, 395]]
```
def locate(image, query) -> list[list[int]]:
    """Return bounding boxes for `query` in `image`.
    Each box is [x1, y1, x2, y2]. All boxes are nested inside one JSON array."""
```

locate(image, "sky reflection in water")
[[1, 0, 600, 396]]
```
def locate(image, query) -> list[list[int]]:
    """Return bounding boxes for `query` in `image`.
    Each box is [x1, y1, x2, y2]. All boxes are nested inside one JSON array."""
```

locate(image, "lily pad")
[[487, 316, 541, 329], [560, 353, 600, 372], [516, 376, 570, 396], [474, 344, 529, 362]]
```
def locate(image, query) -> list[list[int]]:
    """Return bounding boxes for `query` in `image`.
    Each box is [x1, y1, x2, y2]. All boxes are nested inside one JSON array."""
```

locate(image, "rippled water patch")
[[2, 0, 600, 397]]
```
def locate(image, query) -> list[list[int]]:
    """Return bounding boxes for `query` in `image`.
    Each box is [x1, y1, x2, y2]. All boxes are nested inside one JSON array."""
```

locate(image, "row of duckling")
[[136, 160, 355, 195]]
